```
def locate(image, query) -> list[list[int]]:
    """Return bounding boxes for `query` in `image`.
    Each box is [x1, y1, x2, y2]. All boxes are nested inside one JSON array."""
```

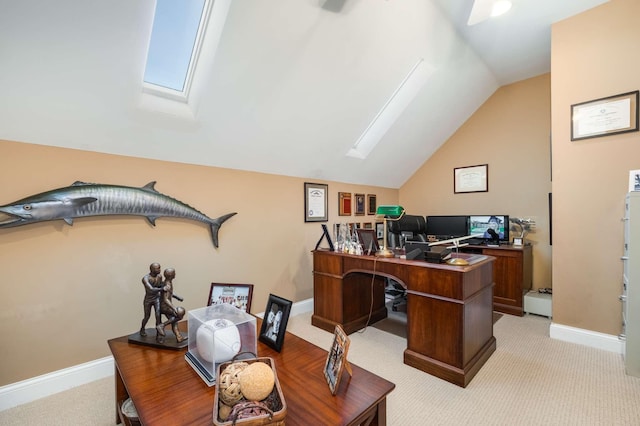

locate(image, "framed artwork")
[[339, 192, 352, 216], [304, 182, 328, 222], [571, 90, 639, 141], [259, 294, 292, 352], [356, 228, 379, 255], [354, 193, 365, 216], [324, 325, 352, 395], [367, 194, 377, 215], [363, 222, 373, 229], [454, 164, 488, 193], [208, 283, 254, 313]]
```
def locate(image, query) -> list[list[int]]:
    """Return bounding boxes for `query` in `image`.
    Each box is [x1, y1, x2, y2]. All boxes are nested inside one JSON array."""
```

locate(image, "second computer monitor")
[[425, 215, 468, 240]]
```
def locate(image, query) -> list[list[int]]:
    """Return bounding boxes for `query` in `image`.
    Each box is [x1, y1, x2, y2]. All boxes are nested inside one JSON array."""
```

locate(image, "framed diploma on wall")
[[571, 91, 639, 141]]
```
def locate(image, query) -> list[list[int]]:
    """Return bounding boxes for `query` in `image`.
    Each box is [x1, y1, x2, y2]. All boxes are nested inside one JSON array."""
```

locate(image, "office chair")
[[385, 279, 407, 312]]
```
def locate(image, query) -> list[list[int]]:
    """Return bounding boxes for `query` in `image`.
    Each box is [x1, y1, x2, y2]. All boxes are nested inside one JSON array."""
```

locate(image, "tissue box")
[[185, 304, 257, 386]]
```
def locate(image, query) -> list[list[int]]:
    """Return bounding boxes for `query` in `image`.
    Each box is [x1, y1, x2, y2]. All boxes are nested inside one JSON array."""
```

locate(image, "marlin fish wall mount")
[[0, 181, 237, 248]]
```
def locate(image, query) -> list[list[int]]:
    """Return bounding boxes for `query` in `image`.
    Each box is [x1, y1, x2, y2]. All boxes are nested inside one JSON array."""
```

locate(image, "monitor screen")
[[468, 215, 509, 241], [426, 215, 468, 240]]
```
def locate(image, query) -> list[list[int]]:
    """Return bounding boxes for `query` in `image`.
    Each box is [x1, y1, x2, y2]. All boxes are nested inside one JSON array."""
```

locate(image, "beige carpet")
[[2, 312, 640, 425]]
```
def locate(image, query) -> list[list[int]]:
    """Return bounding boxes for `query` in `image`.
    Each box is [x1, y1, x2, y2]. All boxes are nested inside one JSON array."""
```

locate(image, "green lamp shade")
[[376, 205, 405, 217]]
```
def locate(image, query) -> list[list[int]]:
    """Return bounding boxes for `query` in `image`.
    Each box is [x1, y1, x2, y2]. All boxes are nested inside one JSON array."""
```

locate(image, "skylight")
[[143, 0, 208, 100]]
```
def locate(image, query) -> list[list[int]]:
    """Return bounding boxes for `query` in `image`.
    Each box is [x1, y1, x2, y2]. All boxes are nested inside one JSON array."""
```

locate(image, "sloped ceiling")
[[0, 0, 608, 188]]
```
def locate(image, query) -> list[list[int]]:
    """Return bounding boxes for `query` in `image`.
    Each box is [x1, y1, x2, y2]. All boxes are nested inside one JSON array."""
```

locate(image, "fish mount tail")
[[210, 212, 237, 248]]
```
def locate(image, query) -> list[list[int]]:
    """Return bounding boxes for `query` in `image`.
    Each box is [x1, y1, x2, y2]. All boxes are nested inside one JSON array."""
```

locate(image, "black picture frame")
[[304, 182, 328, 222], [367, 194, 377, 215], [454, 164, 488, 193], [315, 224, 335, 251], [259, 294, 292, 352], [356, 228, 379, 255], [207, 283, 254, 313]]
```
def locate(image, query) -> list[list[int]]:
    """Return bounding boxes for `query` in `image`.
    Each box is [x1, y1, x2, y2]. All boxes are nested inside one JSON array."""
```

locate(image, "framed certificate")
[[454, 164, 488, 194], [571, 91, 639, 141], [304, 182, 328, 222]]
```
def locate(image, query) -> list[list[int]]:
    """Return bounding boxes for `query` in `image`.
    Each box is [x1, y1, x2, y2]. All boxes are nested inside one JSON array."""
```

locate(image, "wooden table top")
[[108, 320, 395, 425]]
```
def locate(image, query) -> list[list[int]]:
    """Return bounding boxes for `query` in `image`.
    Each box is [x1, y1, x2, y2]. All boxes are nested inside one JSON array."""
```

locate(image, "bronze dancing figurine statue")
[[156, 268, 186, 344], [139, 263, 187, 344]]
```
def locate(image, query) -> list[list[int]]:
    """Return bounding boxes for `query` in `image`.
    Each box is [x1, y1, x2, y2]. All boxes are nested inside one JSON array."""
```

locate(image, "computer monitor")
[[426, 215, 468, 240], [468, 215, 509, 242]]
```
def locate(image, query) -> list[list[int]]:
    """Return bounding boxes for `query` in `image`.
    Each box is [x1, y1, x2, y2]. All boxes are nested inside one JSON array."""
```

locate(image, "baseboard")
[[0, 356, 114, 411], [255, 297, 313, 318], [0, 298, 315, 411], [550, 322, 624, 354]]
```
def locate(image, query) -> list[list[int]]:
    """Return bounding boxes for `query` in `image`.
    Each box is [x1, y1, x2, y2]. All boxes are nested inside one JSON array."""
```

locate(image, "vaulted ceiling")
[[0, 0, 608, 188]]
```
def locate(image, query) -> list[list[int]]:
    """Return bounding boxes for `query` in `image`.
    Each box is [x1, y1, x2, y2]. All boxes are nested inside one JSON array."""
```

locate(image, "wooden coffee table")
[[108, 320, 395, 425]]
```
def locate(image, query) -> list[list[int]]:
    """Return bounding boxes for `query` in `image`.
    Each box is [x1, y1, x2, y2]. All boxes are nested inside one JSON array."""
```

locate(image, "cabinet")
[[623, 192, 640, 377], [461, 244, 533, 316]]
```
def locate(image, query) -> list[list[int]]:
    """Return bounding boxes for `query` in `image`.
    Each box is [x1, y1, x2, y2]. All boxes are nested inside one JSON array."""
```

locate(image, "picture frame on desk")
[[208, 283, 254, 313], [259, 294, 292, 352], [356, 228, 379, 255], [324, 325, 352, 395]]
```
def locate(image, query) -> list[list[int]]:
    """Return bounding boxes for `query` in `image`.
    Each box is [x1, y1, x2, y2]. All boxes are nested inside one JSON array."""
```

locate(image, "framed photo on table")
[[324, 325, 352, 395], [454, 164, 488, 194], [304, 182, 328, 222], [259, 294, 292, 352], [208, 283, 254, 313]]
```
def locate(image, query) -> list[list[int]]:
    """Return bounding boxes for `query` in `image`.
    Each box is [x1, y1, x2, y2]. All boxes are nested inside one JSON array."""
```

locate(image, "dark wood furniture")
[[461, 244, 533, 316], [311, 249, 496, 388], [108, 319, 395, 426]]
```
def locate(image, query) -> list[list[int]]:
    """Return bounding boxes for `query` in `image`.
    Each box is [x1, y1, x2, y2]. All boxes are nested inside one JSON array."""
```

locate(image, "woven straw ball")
[[238, 362, 275, 401], [218, 362, 249, 405]]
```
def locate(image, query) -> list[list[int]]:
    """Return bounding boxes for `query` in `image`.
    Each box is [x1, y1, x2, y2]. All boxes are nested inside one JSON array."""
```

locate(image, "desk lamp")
[[375, 205, 405, 258]]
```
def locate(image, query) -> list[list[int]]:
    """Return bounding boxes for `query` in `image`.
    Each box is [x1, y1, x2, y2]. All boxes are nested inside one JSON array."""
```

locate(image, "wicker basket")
[[213, 357, 286, 426]]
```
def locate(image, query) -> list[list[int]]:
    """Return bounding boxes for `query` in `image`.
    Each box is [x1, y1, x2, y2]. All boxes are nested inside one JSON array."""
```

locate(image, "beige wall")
[[0, 140, 398, 385], [551, 0, 640, 334], [401, 74, 553, 289]]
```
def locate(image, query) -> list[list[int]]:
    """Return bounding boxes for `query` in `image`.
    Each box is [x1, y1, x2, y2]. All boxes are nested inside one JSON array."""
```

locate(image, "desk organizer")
[[213, 357, 286, 426], [185, 304, 257, 386]]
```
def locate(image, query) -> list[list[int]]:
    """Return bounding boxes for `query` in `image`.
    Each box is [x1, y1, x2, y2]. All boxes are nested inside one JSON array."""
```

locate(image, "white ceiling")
[[0, 0, 608, 188]]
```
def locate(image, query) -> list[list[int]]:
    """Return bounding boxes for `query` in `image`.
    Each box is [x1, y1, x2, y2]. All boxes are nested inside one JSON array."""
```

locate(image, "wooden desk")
[[312, 249, 496, 388], [462, 244, 533, 316], [108, 320, 395, 425]]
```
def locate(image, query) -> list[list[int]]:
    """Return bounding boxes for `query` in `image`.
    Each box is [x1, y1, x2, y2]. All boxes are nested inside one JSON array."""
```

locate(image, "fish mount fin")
[[72, 197, 98, 206], [210, 212, 237, 248], [64, 218, 73, 225], [146, 216, 158, 226], [141, 182, 159, 193], [71, 181, 91, 186]]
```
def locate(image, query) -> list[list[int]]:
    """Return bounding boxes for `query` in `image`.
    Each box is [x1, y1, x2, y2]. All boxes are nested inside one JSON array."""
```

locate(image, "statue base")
[[128, 328, 189, 350]]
